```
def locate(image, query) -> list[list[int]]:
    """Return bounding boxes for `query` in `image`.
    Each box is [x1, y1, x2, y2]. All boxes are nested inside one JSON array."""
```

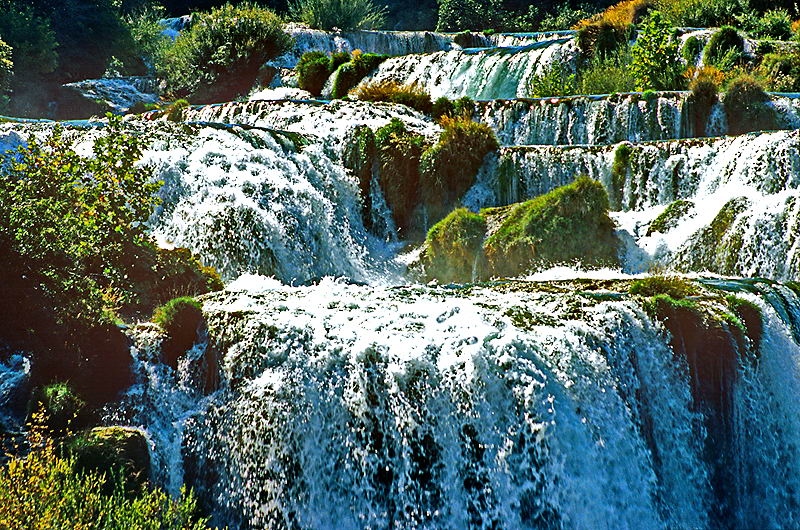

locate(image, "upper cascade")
[[357, 37, 578, 100]]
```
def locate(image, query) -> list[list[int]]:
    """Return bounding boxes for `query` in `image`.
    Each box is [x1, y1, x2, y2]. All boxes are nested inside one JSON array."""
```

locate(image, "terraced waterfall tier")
[[121, 278, 800, 529]]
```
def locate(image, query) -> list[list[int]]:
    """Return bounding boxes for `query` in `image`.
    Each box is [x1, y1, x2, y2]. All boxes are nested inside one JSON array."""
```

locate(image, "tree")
[[630, 11, 684, 92], [436, 0, 504, 31], [0, 38, 12, 107]]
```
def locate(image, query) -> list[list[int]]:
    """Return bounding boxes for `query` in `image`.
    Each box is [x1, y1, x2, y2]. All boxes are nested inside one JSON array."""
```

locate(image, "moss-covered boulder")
[[421, 209, 487, 283], [647, 199, 695, 235], [68, 426, 151, 493], [153, 297, 205, 368], [416, 177, 620, 282], [674, 197, 750, 274], [483, 177, 620, 278], [36, 382, 87, 434], [343, 125, 377, 230]]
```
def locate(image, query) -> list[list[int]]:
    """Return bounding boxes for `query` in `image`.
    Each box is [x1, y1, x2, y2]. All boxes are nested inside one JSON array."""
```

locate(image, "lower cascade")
[[122, 277, 800, 529]]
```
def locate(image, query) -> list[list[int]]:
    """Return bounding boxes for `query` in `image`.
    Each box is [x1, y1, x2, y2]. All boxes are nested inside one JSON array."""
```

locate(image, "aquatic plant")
[[647, 199, 695, 235], [297, 51, 335, 96], [687, 68, 722, 137], [722, 74, 776, 134], [153, 297, 204, 367], [703, 26, 744, 68]]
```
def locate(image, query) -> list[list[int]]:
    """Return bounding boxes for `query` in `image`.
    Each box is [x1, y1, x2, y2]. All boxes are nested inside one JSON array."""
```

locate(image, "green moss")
[[647, 199, 695, 235], [483, 176, 620, 277], [153, 297, 204, 367], [166, 99, 190, 122], [725, 295, 763, 354], [629, 275, 700, 298], [422, 208, 487, 283], [611, 142, 632, 208], [331, 52, 389, 99], [297, 51, 334, 96], [67, 426, 151, 495], [676, 197, 750, 274], [640, 293, 700, 318], [419, 116, 499, 223], [343, 125, 377, 229], [374, 119, 428, 235]]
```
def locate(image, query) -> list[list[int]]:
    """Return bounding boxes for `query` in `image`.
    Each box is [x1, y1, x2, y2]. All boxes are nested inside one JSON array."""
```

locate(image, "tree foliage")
[[630, 11, 683, 91], [290, 0, 387, 30]]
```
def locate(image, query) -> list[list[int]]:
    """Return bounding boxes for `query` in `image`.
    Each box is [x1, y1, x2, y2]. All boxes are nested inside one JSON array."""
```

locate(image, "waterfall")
[[359, 38, 578, 100], [119, 277, 800, 529]]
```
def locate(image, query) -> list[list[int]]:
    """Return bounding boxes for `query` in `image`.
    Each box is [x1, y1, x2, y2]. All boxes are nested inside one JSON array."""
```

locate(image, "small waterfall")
[[120, 277, 800, 529], [360, 38, 578, 100]]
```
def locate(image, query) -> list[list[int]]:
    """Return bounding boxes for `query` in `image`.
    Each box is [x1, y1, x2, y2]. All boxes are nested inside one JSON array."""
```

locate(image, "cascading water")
[[121, 276, 800, 529], [359, 38, 578, 100]]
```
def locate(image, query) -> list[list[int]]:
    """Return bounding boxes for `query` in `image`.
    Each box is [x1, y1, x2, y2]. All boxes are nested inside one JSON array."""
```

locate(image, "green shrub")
[[330, 51, 352, 71], [420, 116, 499, 220], [453, 96, 476, 118], [423, 208, 487, 283], [0, 429, 208, 528], [436, 0, 504, 31], [682, 35, 702, 63], [688, 69, 721, 136], [631, 12, 684, 91], [291, 0, 387, 30], [703, 26, 745, 68], [611, 142, 633, 207], [165, 99, 190, 122], [153, 297, 203, 367], [629, 275, 698, 298], [124, 4, 172, 75], [660, 0, 753, 28], [483, 177, 619, 277], [647, 199, 695, 235], [375, 119, 428, 234], [578, 48, 636, 95], [432, 97, 455, 120], [354, 80, 433, 113], [723, 74, 776, 134], [577, 20, 629, 59], [39, 383, 86, 433], [162, 3, 291, 101], [0, 38, 11, 108], [760, 51, 800, 92], [539, 4, 597, 32], [297, 51, 334, 96], [753, 9, 793, 40], [331, 52, 389, 99], [528, 62, 577, 98]]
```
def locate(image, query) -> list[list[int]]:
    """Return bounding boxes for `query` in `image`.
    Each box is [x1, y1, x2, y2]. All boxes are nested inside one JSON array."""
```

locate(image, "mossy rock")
[[68, 426, 151, 494], [331, 53, 389, 99], [153, 297, 204, 368], [675, 197, 750, 274], [483, 176, 620, 278], [647, 200, 695, 235], [420, 208, 487, 283], [630, 275, 700, 299], [36, 382, 87, 434], [343, 126, 377, 230]]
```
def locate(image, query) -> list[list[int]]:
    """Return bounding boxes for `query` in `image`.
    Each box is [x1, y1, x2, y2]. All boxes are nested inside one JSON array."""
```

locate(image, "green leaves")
[[630, 11, 684, 92]]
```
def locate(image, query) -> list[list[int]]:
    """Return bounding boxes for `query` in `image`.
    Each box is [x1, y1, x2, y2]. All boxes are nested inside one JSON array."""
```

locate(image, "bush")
[[723, 74, 776, 134], [432, 97, 455, 120], [430, 96, 476, 120], [420, 116, 499, 220], [540, 4, 597, 32], [703, 26, 745, 68], [753, 9, 793, 40], [658, 0, 753, 28], [687, 67, 723, 136], [0, 426, 208, 528], [291, 0, 387, 30], [297, 51, 335, 96], [578, 48, 636, 94], [124, 4, 172, 74], [423, 208, 487, 283], [153, 297, 204, 367], [0, 38, 11, 108], [436, 0, 504, 31], [331, 51, 388, 99], [374, 119, 428, 234], [760, 51, 800, 92], [631, 11, 684, 91], [577, 21, 629, 59], [528, 62, 577, 97], [353, 80, 433, 113], [162, 3, 291, 102], [682, 35, 702, 63], [483, 177, 619, 277]]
